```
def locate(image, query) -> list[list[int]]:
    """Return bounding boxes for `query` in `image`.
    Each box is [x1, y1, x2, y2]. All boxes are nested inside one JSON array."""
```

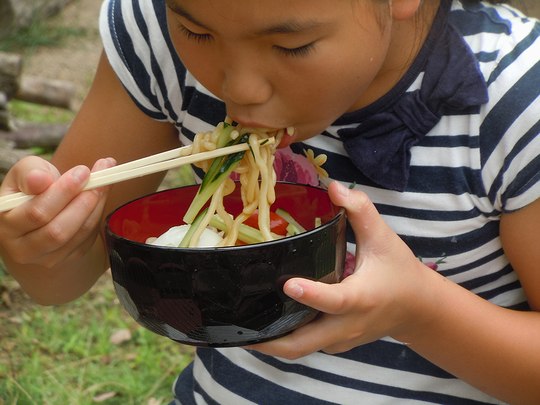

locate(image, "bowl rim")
[[105, 181, 345, 253]]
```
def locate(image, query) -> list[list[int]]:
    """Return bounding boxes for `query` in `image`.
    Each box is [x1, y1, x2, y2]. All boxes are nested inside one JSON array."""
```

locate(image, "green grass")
[[0, 20, 87, 53], [0, 165, 196, 404], [8, 100, 75, 124], [0, 7, 198, 402], [0, 271, 194, 405]]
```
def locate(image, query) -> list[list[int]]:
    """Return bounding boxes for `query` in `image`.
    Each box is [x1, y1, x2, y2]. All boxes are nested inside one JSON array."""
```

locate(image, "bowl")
[[105, 182, 346, 347]]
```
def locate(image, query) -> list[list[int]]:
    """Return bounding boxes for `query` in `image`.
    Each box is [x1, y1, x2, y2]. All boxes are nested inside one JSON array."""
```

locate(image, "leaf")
[[93, 392, 117, 402]]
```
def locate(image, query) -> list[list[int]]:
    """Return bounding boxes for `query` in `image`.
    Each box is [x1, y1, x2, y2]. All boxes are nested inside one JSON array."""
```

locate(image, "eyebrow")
[[166, 0, 327, 36], [166, 0, 213, 30]]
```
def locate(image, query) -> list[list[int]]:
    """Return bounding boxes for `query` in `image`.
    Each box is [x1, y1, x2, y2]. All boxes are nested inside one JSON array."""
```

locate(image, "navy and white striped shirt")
[[100, 0, 540, 403]]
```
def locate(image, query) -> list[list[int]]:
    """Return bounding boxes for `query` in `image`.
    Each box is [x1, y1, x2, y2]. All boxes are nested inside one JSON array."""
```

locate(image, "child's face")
[[166, 0, 392, 143]]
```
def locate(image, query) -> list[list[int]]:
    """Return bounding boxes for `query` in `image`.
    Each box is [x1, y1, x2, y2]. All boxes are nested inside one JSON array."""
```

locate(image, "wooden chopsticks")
[[0, 137, 274, 213]]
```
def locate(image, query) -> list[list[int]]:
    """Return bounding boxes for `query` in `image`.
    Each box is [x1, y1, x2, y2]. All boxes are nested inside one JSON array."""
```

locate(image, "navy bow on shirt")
[[338, 4, 489, 192]]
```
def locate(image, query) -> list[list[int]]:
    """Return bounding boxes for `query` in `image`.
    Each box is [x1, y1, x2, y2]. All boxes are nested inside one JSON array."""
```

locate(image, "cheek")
[[289, 55, 382, 115], [168, 36, 224, 97], [180, 49, 224, 95]]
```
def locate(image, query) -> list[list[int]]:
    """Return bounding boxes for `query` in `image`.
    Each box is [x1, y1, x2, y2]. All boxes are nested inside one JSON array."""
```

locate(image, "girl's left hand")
[[247, 181, 442, 359]]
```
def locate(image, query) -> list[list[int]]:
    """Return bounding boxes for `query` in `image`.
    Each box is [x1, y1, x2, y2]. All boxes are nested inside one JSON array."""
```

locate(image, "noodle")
[[186, 119, 287, 247]]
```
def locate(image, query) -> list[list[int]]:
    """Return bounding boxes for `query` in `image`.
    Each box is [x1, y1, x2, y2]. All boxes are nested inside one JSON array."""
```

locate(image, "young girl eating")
[[1, 0, 539, 403]]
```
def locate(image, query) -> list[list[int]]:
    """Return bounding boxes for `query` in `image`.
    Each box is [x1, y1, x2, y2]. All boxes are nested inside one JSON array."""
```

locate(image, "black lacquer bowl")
[[105, 182, 346, 347]]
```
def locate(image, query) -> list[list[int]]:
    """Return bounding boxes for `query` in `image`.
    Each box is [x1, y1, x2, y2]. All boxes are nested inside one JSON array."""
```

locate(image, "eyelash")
[[274, 43, 316, 58], [178, 24, 213, 43], [178, 23, 316, 58]]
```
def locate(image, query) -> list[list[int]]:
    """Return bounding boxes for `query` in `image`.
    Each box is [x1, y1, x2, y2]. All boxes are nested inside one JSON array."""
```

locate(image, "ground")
[[22, 0, 103, 108], [1, 0, 103, 313]]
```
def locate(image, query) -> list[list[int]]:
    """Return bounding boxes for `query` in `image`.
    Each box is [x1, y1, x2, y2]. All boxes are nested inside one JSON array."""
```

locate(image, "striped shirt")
[[99, 0, 540, 403]]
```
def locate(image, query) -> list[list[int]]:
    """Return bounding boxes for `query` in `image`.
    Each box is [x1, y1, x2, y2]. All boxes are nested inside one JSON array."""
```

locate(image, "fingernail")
[[106, 157, 117, 167], [98, 158, 114, 170], [72, 166, 87, 182], [335, 181, 350, 197], [287, 281, 304, 298]]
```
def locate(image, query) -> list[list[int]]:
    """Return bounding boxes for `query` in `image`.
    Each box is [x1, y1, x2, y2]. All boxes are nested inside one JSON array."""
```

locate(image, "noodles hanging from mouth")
[[183, 118, 291, 247]]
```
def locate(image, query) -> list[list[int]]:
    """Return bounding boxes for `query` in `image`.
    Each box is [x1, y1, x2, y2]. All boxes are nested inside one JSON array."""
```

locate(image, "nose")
[[221, 58, 272, 106]]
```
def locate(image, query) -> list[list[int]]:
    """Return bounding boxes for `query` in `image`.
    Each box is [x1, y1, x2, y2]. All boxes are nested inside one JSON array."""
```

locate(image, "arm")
[[398, 197, 540, 404], [249, 182, 540, 405], [0, 52, 180, 305]]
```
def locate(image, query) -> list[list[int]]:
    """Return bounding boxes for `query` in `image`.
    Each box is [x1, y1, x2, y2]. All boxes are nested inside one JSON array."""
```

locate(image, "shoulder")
[[447, 2, 540, 211], [449, 0, 539, 81], [99, 0, 188, 122]]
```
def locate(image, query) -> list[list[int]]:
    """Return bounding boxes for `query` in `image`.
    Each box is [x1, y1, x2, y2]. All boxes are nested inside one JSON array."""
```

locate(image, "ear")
[[390, 0, 423, 21]]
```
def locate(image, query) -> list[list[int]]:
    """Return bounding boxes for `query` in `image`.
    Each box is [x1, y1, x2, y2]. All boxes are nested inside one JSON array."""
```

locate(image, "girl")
[[1, 0, 539, 403]]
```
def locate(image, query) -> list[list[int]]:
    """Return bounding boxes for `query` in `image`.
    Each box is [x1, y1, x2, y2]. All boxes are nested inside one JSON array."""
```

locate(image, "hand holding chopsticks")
[[0, 137, 275, 213]]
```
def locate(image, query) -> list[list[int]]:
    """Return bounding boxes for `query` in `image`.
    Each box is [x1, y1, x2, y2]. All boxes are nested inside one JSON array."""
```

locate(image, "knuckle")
[[331, 292, 351, 314], [75, 192, 100, 216], [27, 204, 51, 226], [45, 222, 70, 245]]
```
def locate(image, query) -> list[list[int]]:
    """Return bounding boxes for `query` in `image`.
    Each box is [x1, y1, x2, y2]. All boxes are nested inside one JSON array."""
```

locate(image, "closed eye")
[[274, 42, 316, 58], [178, 24, 213, 43]]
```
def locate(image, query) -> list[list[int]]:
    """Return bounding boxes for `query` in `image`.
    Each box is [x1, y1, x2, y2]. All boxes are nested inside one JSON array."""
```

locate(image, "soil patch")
[[21, 0, 102, 108]]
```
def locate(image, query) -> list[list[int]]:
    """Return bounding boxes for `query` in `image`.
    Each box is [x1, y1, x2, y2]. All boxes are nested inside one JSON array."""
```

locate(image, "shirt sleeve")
[[99, 0, 185, 123], [479, 19, 540, 213]]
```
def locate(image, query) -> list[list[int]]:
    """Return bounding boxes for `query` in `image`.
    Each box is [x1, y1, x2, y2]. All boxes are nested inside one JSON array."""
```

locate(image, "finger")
[[283, 276, 358, 315], [0, 156, 59, 196], [327, 181, 396, 255], [6, 165, 91, 235], [246, 315, 334, 359], [17, 159, 114, 261], [247, 312, 363, 359]]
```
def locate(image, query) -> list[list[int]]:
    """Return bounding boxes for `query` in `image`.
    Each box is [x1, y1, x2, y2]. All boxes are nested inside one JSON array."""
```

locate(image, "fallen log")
[[0, 51, 23, 99], [0, 91, 11, 131], [0, 139, 30, 180], [0, 121, 68, 149], [16, 75, 76, 110]]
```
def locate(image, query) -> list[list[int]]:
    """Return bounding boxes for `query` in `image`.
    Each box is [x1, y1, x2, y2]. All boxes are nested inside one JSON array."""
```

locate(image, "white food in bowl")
[[147, 225, 223, 248]]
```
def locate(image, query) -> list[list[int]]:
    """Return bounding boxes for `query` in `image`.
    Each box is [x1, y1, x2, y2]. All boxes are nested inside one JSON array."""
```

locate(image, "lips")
[[230, 116, 296, 148], [230, 117, 276, 130]]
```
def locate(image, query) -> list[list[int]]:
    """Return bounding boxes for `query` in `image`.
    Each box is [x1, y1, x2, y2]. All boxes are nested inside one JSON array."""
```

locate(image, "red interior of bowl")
[[107, 183, 339, 244]]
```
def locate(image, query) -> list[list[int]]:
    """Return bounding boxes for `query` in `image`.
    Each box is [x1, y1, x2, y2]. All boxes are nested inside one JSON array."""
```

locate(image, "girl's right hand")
[[0, 155, 115, 271]]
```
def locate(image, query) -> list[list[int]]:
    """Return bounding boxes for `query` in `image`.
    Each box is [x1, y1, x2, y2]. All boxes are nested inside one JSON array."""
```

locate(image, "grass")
[[1, 5, 198, 403], [0, 168, 195, 405], [8, 100, 75, 125], [0, 267, 194, 405], [0, 19, 87, 53], [0, 161, 195, 404]]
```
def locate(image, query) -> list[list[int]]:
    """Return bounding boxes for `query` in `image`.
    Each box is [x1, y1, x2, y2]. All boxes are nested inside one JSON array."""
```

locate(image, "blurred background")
[[0, 0, 539, 404], [0, 1, 194, 404]]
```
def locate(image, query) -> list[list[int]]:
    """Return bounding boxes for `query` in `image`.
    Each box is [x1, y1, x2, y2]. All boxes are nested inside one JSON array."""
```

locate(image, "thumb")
[[1, 156, 60, 196], [328, 181, 396, 256]]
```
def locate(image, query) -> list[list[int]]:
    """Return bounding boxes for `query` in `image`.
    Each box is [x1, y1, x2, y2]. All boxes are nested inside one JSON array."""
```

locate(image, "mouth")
[[229, 116, 277, 130], [229, 117, 296, 148]]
